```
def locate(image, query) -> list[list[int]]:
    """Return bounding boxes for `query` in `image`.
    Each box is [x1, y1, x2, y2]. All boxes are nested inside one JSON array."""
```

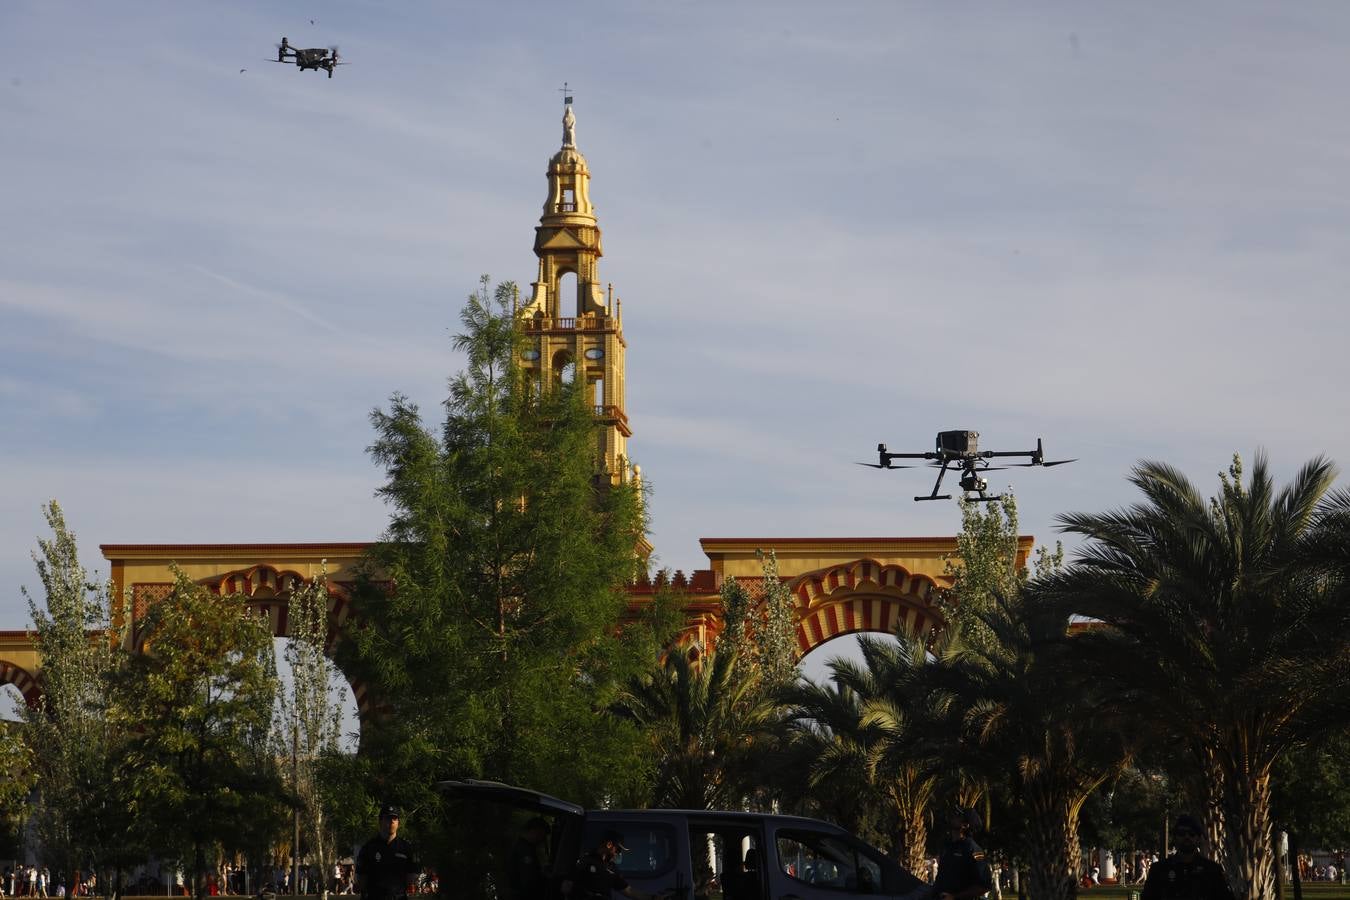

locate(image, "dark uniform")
[[1140, 855, 1235, 900], [932, 836, 993, 899], [356, 833, 420, 900], [572, 850, 628, 900], [508, 835, 549, 900]]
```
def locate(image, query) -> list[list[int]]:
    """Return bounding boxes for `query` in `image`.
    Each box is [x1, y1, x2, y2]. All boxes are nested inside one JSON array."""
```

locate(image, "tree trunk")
[[1289, 833, 1303, 900], [1023, 781, 1080, 900], [888, 781, 930, 878], [1195, 743, 1228, 870], [1219, 754, 1275, 900], [194, 843, 206, 900]]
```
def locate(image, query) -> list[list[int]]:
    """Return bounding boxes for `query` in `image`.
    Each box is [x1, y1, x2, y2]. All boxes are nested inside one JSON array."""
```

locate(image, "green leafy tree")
[[110, 567, 284, 899], [1272, 729, 1350, 882], [21, 501, 135, 888], [343, 277, 669, 817], [1077, 766, 1181, 862], [1041, 454, 1350, 900], [0, 719, 35, 859]]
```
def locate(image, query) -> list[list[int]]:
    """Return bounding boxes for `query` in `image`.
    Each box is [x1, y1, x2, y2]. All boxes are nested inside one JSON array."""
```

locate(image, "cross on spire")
[[558, 81, 574, 105]]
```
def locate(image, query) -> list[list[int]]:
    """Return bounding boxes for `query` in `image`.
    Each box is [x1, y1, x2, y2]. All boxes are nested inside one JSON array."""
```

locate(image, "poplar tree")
[[21, 502, 132, 886], [717, 549, 798, 691], [345, 277, 668, 814], [274, 569, 344, 900]]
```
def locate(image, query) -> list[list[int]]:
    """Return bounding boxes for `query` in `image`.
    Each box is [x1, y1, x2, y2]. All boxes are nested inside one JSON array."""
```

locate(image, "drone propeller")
[[856, 462, 922, 469], [1009, 459, 1077, 467]]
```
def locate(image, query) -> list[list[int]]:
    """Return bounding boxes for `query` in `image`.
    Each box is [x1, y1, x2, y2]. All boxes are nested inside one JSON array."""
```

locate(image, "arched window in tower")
[[558, 270, 578, 318], [561, 188, 575, 212], [591, 375, 604, 410], [553, 349, 576, 386]]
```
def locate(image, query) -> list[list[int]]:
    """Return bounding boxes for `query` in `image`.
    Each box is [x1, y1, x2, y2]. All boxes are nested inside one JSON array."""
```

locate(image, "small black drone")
[[858, 430, 1075, 502], [271, 37, 345, 78]]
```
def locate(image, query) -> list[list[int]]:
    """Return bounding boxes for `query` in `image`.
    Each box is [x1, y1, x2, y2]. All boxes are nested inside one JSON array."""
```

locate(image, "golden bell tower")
[[517, 97, 633, 485]]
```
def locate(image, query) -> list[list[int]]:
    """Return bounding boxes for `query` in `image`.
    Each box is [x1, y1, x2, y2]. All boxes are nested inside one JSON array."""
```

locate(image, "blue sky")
[[4, 0, 1350, 659]]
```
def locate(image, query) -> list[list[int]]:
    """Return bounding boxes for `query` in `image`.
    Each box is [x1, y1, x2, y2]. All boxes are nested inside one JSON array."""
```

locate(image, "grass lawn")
[[1079, 886, 1350, 900]]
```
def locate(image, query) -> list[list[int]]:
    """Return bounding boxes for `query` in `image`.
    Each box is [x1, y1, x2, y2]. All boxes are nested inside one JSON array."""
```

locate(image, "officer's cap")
[[952, 806, 983, 834], [379, 804, 401, 819], [601, 829, 629, 852], [1174, 814, 1203, 835]]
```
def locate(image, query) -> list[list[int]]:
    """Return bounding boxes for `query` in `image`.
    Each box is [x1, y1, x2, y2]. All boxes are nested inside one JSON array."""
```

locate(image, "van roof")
[[588, 809, 852, 830]]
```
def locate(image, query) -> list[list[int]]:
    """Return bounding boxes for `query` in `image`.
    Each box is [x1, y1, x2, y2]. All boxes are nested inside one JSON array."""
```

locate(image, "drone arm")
[[988, 438, 1046, 462]]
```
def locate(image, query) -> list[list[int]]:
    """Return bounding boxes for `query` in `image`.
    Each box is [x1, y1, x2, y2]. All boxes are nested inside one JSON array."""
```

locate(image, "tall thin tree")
[[275, 567, 344, 900], [21, 502, 134, 893]]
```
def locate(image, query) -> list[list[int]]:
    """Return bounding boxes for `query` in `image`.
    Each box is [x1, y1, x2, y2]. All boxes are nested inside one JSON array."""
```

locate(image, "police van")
[[442, 780, 926, 900]]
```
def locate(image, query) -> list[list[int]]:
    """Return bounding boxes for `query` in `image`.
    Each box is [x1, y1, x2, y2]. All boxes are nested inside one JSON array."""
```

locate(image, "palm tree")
[[779, 671, 905, 859], [613, 647, 782, 810], [827, 637, 940, 876], [1039, 454, 1350, 900], [908, 589, 1129, 900]]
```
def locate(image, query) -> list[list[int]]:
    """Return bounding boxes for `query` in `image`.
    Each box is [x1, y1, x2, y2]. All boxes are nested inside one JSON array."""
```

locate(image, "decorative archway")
[[0, 657, 40, 709], [790, 558, 944, 656], [112, 550, 375, 729], [202, 564, 371, 724]]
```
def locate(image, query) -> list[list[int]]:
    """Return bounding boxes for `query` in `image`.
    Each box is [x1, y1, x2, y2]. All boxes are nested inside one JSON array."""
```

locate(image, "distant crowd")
[[1, 863, 442, 898], [1, 865, 95, 898], [1296, 855, 1341, 883]]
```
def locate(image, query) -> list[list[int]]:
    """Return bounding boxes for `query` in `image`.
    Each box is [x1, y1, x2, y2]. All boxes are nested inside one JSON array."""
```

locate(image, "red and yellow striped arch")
[[789, 558, 944, 656]]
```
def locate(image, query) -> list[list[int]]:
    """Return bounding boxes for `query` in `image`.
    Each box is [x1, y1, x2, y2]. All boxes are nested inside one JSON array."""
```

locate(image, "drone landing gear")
[[913, 459, 957, 502]]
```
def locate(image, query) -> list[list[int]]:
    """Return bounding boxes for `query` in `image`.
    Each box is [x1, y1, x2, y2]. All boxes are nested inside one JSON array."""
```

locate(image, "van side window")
[[581, 823, 678, 878], [775, 831, 882, 894]]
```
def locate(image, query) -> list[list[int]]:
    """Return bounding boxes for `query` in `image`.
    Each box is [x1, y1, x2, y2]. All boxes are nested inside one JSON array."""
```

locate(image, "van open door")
[[440, 779, 588, 898]]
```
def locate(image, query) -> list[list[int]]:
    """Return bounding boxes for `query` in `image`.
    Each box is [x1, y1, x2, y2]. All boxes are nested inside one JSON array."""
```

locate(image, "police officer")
[[356, 804, 420, 900], [507, 816, 552, 900], [931, 807, 993, 900], [564, 830, 670, 900], [1141, 815, 1235, 900]]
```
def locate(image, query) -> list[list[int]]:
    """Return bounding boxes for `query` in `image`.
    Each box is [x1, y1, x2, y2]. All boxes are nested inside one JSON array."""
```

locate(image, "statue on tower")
[[562, 102, 576, 148]]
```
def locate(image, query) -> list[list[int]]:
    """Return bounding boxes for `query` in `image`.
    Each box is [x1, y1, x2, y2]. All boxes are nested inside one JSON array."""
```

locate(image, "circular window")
[[584, 348, 604, 360]]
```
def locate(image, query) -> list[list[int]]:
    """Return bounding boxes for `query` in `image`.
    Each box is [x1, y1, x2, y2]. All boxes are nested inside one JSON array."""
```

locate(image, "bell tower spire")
[[518, 95, 633, 486]]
